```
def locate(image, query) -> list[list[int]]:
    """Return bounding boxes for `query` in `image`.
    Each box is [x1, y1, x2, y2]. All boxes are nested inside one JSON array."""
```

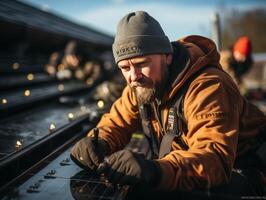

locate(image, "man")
[[220, 36, 253, 95], [71, 11, 266, 196]]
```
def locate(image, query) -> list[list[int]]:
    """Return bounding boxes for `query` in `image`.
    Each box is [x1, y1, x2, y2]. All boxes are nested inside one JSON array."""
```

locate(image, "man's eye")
[[121, 67, 130, 71], [139, 62, 149, 68]]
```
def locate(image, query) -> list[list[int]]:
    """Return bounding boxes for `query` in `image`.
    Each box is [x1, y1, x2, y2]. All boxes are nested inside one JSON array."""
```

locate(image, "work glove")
[[70, 136, 109, 170], [98, 149, 161, 187]]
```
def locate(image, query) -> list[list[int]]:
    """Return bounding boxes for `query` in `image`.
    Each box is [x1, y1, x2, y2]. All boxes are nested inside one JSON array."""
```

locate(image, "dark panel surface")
[[1, 147, 126, 200], [0, 101, 95, 156]]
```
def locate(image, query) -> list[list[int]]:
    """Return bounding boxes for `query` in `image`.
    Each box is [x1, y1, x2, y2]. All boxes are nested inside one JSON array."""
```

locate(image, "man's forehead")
[[118, 55, 152, 66]]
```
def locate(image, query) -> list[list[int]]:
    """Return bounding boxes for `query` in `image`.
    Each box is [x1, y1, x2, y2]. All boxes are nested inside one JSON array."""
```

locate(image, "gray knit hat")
[[112, 11, 173, 64]]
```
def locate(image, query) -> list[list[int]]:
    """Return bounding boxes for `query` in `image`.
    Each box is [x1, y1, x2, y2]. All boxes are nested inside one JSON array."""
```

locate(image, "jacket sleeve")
[[157, 73, 241, 191], [87, 85, 141, 153]]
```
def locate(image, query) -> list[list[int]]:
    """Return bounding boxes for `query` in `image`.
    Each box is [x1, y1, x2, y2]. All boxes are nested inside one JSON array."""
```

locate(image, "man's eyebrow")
[[130, 57, 151, 64]]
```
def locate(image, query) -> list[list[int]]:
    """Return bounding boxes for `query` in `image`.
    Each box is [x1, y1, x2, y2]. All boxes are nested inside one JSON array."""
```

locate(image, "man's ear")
[[166, 54, 173, 65]]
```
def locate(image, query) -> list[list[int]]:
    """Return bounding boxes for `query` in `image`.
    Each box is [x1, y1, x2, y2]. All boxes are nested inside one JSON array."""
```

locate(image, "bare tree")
[[220, 8, 266, 52]]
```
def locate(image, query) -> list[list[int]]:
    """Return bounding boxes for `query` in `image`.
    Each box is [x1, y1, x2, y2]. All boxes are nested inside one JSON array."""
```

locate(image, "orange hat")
[[233, 36, 251, 56]]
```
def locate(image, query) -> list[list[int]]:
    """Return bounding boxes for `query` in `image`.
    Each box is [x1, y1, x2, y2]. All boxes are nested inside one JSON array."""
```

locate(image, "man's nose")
[[130, 66, 141, 82]]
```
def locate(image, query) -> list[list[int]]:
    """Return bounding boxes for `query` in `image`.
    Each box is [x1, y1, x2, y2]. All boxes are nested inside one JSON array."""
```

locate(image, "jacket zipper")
[[151, 101, 166, 135]]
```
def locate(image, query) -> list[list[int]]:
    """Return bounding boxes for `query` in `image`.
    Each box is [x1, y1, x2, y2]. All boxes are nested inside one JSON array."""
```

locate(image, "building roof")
[[0, 0, 114, 47]]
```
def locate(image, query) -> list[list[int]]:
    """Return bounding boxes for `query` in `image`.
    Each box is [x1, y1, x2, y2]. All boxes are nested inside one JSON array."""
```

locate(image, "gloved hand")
[[98, 149, 161, 186], [70, 136, 109, 170]]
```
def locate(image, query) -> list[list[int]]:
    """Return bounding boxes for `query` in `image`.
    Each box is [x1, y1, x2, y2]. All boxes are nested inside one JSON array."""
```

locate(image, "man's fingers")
[[89, 149, 103, 166], [97, 159, 110, 174], [97, 154, 129, 185], [107, 168, 124, 184], [70, 137, 109, 171], [70, 154, 90, 170], [97, 157, 121, 184], [70, 144, 96, 170]]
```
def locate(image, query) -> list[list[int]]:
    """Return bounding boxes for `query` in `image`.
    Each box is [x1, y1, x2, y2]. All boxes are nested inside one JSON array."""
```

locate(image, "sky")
[[22, 0, 266, 41]]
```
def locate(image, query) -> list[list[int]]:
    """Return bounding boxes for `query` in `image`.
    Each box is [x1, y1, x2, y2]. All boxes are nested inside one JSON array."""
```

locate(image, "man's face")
[[233, 51, 246, 63], [118, 54, 171, 105]]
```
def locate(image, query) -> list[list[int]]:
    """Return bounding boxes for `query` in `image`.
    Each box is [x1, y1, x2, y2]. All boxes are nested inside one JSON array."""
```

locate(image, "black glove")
[[70, 136, 109, 170], [98, 149, 161, 186]]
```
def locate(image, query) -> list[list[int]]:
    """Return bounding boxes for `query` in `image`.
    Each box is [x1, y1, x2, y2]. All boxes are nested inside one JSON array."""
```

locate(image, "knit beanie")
[[233, 36, 251, 56], [112, 11, 173, 64]]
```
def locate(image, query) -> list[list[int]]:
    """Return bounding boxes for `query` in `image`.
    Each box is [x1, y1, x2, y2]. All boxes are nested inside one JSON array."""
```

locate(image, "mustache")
[[130, 77, 153, 88], [130, 82, 143, 87]]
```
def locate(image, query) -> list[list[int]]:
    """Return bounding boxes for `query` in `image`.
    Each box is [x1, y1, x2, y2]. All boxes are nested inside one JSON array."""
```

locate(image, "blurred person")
[[63, 40, 105, 82], [63, 40, 81, 70], [220, 36, 253, 95], [45, 51, 63, 76], [71, 11, 266, 197], [45, 40, 103, 82], [44, 41, 77, 79], [60, 40, 85, 80], [83, 61, 102, 84]]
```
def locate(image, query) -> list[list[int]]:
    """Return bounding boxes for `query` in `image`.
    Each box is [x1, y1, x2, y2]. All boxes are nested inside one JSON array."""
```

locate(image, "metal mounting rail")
[[0, 80, 100, 119], [0, 112, 97, 188]]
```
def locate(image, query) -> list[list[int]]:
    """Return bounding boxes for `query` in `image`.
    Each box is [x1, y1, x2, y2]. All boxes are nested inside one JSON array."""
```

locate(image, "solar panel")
[[0, 132, 149, 199], [1, 147, 127, 199]]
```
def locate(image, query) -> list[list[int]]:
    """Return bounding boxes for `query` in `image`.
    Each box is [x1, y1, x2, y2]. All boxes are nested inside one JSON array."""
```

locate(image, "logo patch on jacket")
[[167, 107, 176, 132], [167, 107, 184, 137], [195, 112, 228, 120]]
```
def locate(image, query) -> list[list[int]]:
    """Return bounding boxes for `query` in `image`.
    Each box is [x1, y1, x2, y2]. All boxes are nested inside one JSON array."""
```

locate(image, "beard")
[[130, 76, 155, 105], [134, 86, 155, 105]]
